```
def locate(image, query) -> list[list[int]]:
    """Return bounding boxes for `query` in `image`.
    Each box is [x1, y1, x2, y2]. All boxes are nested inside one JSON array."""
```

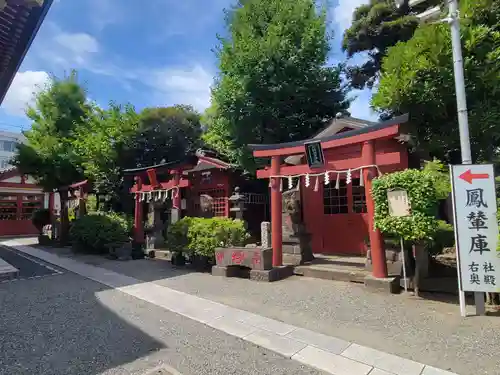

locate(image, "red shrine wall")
[[186, 169, 231, 217], [0, 170, 52, 237], [301, 139, 408, 255]]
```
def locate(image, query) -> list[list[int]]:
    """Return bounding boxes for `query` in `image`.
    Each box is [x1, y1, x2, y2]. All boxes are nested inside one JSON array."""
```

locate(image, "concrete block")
[[368, 369, 397, 375], [421, 366, 459, 375], [364, 274, 401, 294], [205, 317, 258, 338], [293, 345, 372, 375], [211, 265, 242, 278], [342, 344, 424, 375], [238, 313, 297, 336], [287, 327, 351, 354], [0, 258, 19, 281], [244, 329, 307, 358], [249, 265, 294, 282]]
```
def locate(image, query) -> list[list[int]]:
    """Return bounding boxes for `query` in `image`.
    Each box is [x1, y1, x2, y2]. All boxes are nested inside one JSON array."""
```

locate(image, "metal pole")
[[447, 0, 485, 316], [448, 0, 472, 165], [400, 237, 408, 292]]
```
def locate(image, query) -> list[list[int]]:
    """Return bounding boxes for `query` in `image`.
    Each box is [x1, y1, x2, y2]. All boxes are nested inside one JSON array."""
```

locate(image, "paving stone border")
[[1, 240, 459, 375]]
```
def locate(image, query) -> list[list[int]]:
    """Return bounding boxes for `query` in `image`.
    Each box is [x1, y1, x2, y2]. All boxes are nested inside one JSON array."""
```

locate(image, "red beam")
[[130, 178, 190, 193], [256, 152, 402, 179], [253, 125, 400, 158]]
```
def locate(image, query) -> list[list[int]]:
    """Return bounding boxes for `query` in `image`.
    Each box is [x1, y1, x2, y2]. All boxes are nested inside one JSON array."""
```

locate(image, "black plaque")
[[304, 141, 325, 169]]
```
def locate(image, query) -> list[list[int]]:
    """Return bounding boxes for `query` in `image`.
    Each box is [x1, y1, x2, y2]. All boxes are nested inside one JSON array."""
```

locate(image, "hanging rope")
[[268, 164, 382, 190]]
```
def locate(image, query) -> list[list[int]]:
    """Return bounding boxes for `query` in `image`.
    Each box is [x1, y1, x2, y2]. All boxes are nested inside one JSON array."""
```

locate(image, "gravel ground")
[[0, 272, 327, 375], [83, 257, 500, 375]]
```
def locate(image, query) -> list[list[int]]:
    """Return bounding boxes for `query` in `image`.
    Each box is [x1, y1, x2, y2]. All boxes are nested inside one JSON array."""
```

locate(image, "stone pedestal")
[[146, 201, 166, 250], [281, 189, 314, 265], [282, 213, 314, 265], [212, 246, 293, 282]]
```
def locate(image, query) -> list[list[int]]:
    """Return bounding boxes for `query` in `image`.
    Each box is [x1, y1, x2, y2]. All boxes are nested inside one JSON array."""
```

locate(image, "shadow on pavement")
[[0, 273, 166, 375]]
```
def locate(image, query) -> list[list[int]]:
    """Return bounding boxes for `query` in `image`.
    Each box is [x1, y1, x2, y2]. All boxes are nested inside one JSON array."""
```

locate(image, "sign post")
[[387, 189, 411, 292], [450, 164, 499, 317]]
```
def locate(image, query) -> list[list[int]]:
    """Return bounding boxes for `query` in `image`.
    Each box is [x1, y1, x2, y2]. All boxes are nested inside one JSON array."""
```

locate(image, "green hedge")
[[69, 212, 132, 254], [166, 217, 250, 258], [372, 169, 439, 242]]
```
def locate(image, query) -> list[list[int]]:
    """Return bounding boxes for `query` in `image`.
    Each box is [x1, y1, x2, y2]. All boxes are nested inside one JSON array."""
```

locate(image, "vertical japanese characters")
[[466, 188, 496, 287]]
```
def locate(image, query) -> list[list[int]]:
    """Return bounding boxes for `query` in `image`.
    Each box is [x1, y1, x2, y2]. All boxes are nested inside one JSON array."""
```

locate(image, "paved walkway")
[[1, 239, 459, 375]]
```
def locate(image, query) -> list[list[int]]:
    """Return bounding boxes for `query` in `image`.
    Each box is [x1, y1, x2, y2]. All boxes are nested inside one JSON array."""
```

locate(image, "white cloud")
[[1, 71, 50, 116], [332, 0, 369, 31], [52, 31, 100, 65], [148, 65, 214, 111]]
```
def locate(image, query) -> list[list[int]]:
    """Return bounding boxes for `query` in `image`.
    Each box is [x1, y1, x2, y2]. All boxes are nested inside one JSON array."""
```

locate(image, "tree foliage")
[[342, 0, 439, 89], [13, 71, 87, 190], [203, 0, 350, 171], [73, 103, 140, 196], [130, 105, 203, 168], [372, 0, 500, 164]]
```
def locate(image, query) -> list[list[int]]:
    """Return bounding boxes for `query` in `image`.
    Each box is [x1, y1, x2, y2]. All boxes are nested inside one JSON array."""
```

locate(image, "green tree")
[[13, 71, 89, 244], [372, 0, 500, 163], [342, 0, 441, 89], [203, 0, 350, 171], [130, 105, 203, 168], [73, 102, 140, 204]]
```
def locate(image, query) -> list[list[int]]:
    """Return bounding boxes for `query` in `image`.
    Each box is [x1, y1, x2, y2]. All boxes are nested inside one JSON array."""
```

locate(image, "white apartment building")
[[0, 130, 25, 170]]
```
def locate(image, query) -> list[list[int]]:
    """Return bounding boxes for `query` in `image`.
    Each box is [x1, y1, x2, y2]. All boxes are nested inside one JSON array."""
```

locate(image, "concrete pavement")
[[0, 256, 326, 374], [1, 239, 462, 375]]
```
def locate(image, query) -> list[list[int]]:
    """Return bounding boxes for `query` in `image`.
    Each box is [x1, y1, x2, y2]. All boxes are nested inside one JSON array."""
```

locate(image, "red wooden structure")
[[249, 114, 410, 278], [126, 151, 259, 245], [0, 167, 53, 236]]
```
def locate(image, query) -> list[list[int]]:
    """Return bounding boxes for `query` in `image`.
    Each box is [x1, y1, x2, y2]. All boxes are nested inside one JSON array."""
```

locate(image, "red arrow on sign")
[[459, 169, 490, 184]]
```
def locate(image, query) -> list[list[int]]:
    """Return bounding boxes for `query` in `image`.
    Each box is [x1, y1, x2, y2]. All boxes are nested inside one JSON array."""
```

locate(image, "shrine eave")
[[248, 113, 409, 158], [0, 0, 54, 104]]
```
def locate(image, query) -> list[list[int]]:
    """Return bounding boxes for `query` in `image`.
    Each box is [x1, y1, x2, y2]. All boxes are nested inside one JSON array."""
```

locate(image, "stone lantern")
[[228, 187, 246, 221]]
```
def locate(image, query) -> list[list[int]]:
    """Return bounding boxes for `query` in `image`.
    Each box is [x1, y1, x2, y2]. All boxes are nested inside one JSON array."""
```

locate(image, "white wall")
[[0, 131, 26, 170]]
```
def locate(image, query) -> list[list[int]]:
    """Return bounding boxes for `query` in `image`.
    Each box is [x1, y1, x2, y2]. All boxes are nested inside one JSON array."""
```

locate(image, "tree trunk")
[[58, 189, 69, 246]]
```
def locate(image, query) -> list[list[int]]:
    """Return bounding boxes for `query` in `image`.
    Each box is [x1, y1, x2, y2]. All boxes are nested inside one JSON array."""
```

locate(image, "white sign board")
[[451, 164, 499, 293], [387, 189, 410, 217]]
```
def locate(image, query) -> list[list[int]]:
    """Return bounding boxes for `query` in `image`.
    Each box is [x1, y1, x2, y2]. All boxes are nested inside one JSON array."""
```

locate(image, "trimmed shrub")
[[31, 208, 51, 233], [165, 217, 194, 254], [166, 217, 250, 258], [372, 168, 439, 242], [69, 212, 131, 254]]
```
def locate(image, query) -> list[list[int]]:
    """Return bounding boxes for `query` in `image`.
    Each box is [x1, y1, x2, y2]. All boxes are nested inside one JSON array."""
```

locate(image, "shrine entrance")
[[248, 114, 410, 279]]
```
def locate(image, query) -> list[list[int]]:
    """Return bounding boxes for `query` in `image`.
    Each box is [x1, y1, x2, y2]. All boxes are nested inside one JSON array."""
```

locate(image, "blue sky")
[[0, 0, 374, 134]]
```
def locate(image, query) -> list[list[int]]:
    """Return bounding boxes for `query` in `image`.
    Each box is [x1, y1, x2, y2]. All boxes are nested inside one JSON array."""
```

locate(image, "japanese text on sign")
[[451, 164, 499, 293]]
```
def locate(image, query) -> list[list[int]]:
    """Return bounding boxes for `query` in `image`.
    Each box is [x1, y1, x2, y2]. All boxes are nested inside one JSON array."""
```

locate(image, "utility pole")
[[446, 0, 485, 316]]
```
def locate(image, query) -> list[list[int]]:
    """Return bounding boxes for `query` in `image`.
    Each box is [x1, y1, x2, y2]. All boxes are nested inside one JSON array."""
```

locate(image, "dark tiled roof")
[[249, 114, 409, 152]]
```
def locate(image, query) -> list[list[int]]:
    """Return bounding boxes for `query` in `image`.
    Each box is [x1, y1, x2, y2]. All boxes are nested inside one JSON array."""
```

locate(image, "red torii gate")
[[125, 157, 197, 245], [248, 115, 410, 278]]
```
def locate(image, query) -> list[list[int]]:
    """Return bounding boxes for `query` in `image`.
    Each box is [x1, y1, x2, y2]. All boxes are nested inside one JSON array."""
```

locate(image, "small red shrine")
[[127, 150, 268, 245], [0, 167, 54, 236], [249, 114, 410, 278]]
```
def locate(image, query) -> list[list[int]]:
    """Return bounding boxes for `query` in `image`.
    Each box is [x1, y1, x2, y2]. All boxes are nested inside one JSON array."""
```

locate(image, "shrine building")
[[248, 114, 410, 278], [126, 150, 269, 243]]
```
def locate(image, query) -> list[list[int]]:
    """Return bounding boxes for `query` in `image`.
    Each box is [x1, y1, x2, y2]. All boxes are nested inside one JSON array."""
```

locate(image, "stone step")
[[294, 265, 369, 283], [0, 257, 19, 281]]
